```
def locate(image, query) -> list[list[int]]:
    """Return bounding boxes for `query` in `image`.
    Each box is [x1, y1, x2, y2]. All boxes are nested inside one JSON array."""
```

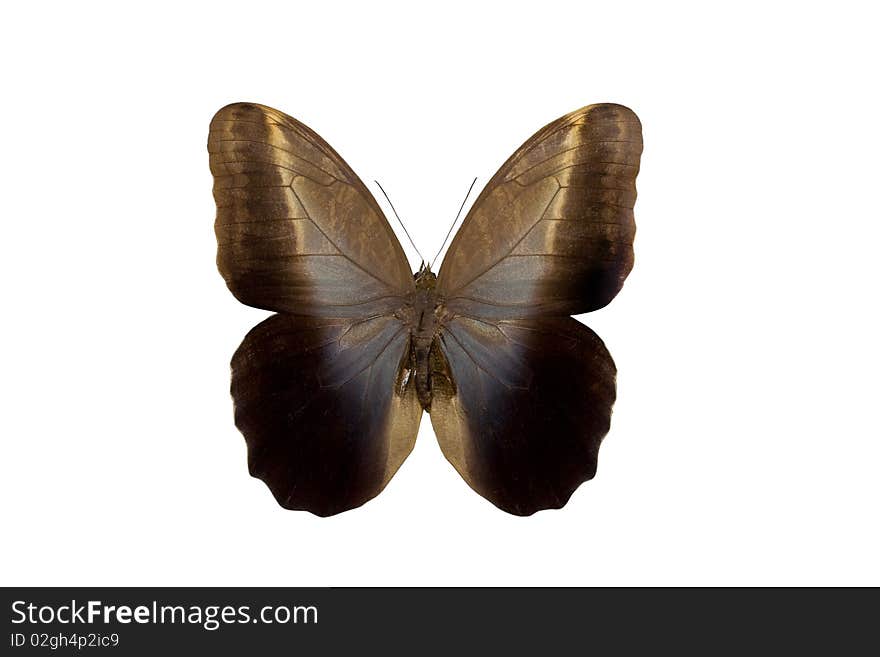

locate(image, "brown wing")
[[436, 103, 642, 318], [430, 316, 616, 515], [209, 102, 414, 316], [232, 313, 422, 516]]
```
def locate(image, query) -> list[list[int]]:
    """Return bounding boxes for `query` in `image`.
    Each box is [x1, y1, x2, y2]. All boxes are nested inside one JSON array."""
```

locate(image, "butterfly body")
[[209, 102, 642, 515], [396, 265, 442, 409]]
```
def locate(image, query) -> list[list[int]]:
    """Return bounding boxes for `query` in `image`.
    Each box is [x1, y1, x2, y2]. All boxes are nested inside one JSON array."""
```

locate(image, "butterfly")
[[208, 102, 642, 516]]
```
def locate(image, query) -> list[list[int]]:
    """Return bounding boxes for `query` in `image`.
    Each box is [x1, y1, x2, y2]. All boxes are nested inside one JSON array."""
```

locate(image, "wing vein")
[[506, 142, 640, 183], [288, 186, 405, 292], [441, 328, 515, 391], [450, 184, 560, 292], [328, 327, 406, 389], [210, 138, 343, 182]]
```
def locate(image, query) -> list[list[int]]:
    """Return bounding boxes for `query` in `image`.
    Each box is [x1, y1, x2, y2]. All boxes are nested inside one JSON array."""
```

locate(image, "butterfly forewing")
[[209, 103, 415, 316], [436, 103, 642, 318]]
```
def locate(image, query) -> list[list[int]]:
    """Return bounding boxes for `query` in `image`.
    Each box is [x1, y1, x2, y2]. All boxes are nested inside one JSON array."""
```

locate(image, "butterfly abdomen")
[[413, 337, 433, 409]]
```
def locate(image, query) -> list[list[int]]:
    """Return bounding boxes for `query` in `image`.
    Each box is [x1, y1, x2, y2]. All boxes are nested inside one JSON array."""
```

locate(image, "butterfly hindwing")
[[430, 316, 617, 515], [232, 313, 422, 516]]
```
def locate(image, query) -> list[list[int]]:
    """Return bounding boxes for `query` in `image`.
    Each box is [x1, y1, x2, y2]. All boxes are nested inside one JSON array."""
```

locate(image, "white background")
[[2, 2, 878, 586]]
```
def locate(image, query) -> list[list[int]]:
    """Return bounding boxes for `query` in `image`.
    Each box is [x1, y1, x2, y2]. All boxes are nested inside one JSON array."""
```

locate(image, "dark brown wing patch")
[[430, 316, 617, 515], [232, 313, 422, 516]]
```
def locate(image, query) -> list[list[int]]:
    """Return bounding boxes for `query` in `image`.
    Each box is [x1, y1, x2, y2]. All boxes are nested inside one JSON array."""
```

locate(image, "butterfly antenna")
[[431, 177, 478, 267], [374, 180, 426, 265]]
